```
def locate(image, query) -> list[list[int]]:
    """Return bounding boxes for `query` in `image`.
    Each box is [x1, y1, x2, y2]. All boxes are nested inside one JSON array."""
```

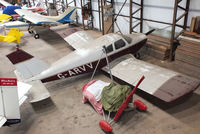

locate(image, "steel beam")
[[169, 0, 190, 61], [129, 0, 144, 34]]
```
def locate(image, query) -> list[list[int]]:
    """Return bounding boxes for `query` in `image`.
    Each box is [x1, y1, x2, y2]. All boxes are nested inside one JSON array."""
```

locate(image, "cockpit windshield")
[[121, 35, 132, 44]]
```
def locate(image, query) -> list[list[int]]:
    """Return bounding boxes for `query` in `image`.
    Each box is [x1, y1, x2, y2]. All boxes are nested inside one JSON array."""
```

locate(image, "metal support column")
[[80, 0, 85, 29], [98, 0, 102, 31], [101, 0, 105, 34], [80, 0, 93, 30], [169, 0, 190, 61], [65, 0, 68, 8], [129, 0, 144, 34]]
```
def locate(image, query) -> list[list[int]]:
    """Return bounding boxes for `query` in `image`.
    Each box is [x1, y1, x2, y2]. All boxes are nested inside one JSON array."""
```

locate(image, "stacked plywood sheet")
[[190, 16, 200, 34], [139, 32, 171, 60], [175, 33, 200, 78]]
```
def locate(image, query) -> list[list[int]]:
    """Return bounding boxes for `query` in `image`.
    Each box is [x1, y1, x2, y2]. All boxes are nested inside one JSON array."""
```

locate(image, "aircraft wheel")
[[134, 53, 141, 59], [28, 30, 33, 34], [34, 34, 40, 39]]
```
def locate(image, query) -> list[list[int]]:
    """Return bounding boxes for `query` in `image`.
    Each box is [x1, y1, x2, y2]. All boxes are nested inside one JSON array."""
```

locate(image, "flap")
[[102, 54, 200, 102], [64, 31, 95, 50]]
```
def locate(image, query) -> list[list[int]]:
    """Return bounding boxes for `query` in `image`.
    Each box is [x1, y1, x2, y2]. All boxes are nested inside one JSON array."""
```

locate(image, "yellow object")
[[0, 14, 12, 24], [0, 28, 24, 43]]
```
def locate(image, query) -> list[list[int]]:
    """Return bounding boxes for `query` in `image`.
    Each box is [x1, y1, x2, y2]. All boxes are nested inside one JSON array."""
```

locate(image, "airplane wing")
[[0, 14, 12, 24], [0, 35, 4, 42], [64, 31, 95, 50], [15, 9, 59, 24], [3, 35, 16, 43], [0, 0, 13, 6], [103, 54, 200, 102]]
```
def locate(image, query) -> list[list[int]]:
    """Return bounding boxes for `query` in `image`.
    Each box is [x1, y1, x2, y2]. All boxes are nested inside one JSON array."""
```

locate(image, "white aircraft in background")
[[0, 0, 44, 19], [0, 6, 76, 39], [2, 30, 199, 127]]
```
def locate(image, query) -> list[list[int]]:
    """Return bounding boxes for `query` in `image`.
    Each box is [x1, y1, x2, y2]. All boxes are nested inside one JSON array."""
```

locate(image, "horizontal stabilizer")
[[7, 49, 49, 79], [28, 80, 50, 103], [17, 81, 32, 105], [103, 54, 200, 102], [14, 70, 50, 103]]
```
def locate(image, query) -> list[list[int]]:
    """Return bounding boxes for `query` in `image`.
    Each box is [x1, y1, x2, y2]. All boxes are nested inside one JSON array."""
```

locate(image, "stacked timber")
[[190, 16, 200, 33], [175, 32, 200, 78], [140, 32, 171, 60]]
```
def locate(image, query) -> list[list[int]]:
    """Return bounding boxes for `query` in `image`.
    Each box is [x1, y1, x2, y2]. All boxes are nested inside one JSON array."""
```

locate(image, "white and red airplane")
[[1, 30, 200, 127], [6, 30, 200, 102]]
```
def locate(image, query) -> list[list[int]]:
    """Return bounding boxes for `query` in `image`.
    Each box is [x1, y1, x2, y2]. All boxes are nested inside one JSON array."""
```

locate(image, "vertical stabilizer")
[[57, 7, 76, 23]]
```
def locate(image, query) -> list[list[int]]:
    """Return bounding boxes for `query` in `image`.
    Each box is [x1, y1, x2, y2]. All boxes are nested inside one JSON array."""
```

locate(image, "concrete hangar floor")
[[0, 24, 200, 134]]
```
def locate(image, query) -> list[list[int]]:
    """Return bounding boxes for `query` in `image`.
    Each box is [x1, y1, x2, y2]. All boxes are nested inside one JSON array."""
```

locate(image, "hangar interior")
[[0, 0, 200, 134]]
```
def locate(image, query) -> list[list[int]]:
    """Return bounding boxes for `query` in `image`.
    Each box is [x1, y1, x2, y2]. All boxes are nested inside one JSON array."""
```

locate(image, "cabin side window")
[[114, 39, 126, 50], [105, 44, 113, 53]]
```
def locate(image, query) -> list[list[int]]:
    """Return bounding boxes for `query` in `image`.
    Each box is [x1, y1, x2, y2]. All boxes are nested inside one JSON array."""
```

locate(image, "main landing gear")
[[34, 34, 40, 39], [28, 29, 40, 39]]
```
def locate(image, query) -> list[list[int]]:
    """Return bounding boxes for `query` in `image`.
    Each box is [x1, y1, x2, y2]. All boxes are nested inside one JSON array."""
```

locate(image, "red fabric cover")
[[82, 80, 103, 115]]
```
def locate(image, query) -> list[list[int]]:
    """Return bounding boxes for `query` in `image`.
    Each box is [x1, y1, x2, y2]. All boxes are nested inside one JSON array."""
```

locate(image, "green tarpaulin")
[[101, 83, 132, 112]]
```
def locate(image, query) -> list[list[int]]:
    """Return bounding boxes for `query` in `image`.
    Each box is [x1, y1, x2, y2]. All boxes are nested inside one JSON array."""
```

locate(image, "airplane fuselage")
[[28, 33, 147, 83], [1, 21, 46, 31]]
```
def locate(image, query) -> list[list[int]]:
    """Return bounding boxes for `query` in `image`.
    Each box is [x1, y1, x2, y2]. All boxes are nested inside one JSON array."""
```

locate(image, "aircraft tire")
[[134, 53, 141, 59], [28, 30, 33, 34], [34, 34, 40, 39]]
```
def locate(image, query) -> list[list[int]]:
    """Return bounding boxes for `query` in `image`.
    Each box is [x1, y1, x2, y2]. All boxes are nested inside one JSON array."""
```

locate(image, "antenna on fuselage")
[[145, 29, 155, 35]]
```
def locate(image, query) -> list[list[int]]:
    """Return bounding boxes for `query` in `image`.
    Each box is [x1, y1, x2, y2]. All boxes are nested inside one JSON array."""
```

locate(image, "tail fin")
[[57, 7, 76, 23], [6, 49, 49, 80]]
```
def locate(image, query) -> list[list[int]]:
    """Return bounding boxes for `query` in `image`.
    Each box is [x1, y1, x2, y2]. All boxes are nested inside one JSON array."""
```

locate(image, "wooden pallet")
[[175, 60, 200, 79], [147, 33, 170, 45], [176, 49, 200, 67]]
